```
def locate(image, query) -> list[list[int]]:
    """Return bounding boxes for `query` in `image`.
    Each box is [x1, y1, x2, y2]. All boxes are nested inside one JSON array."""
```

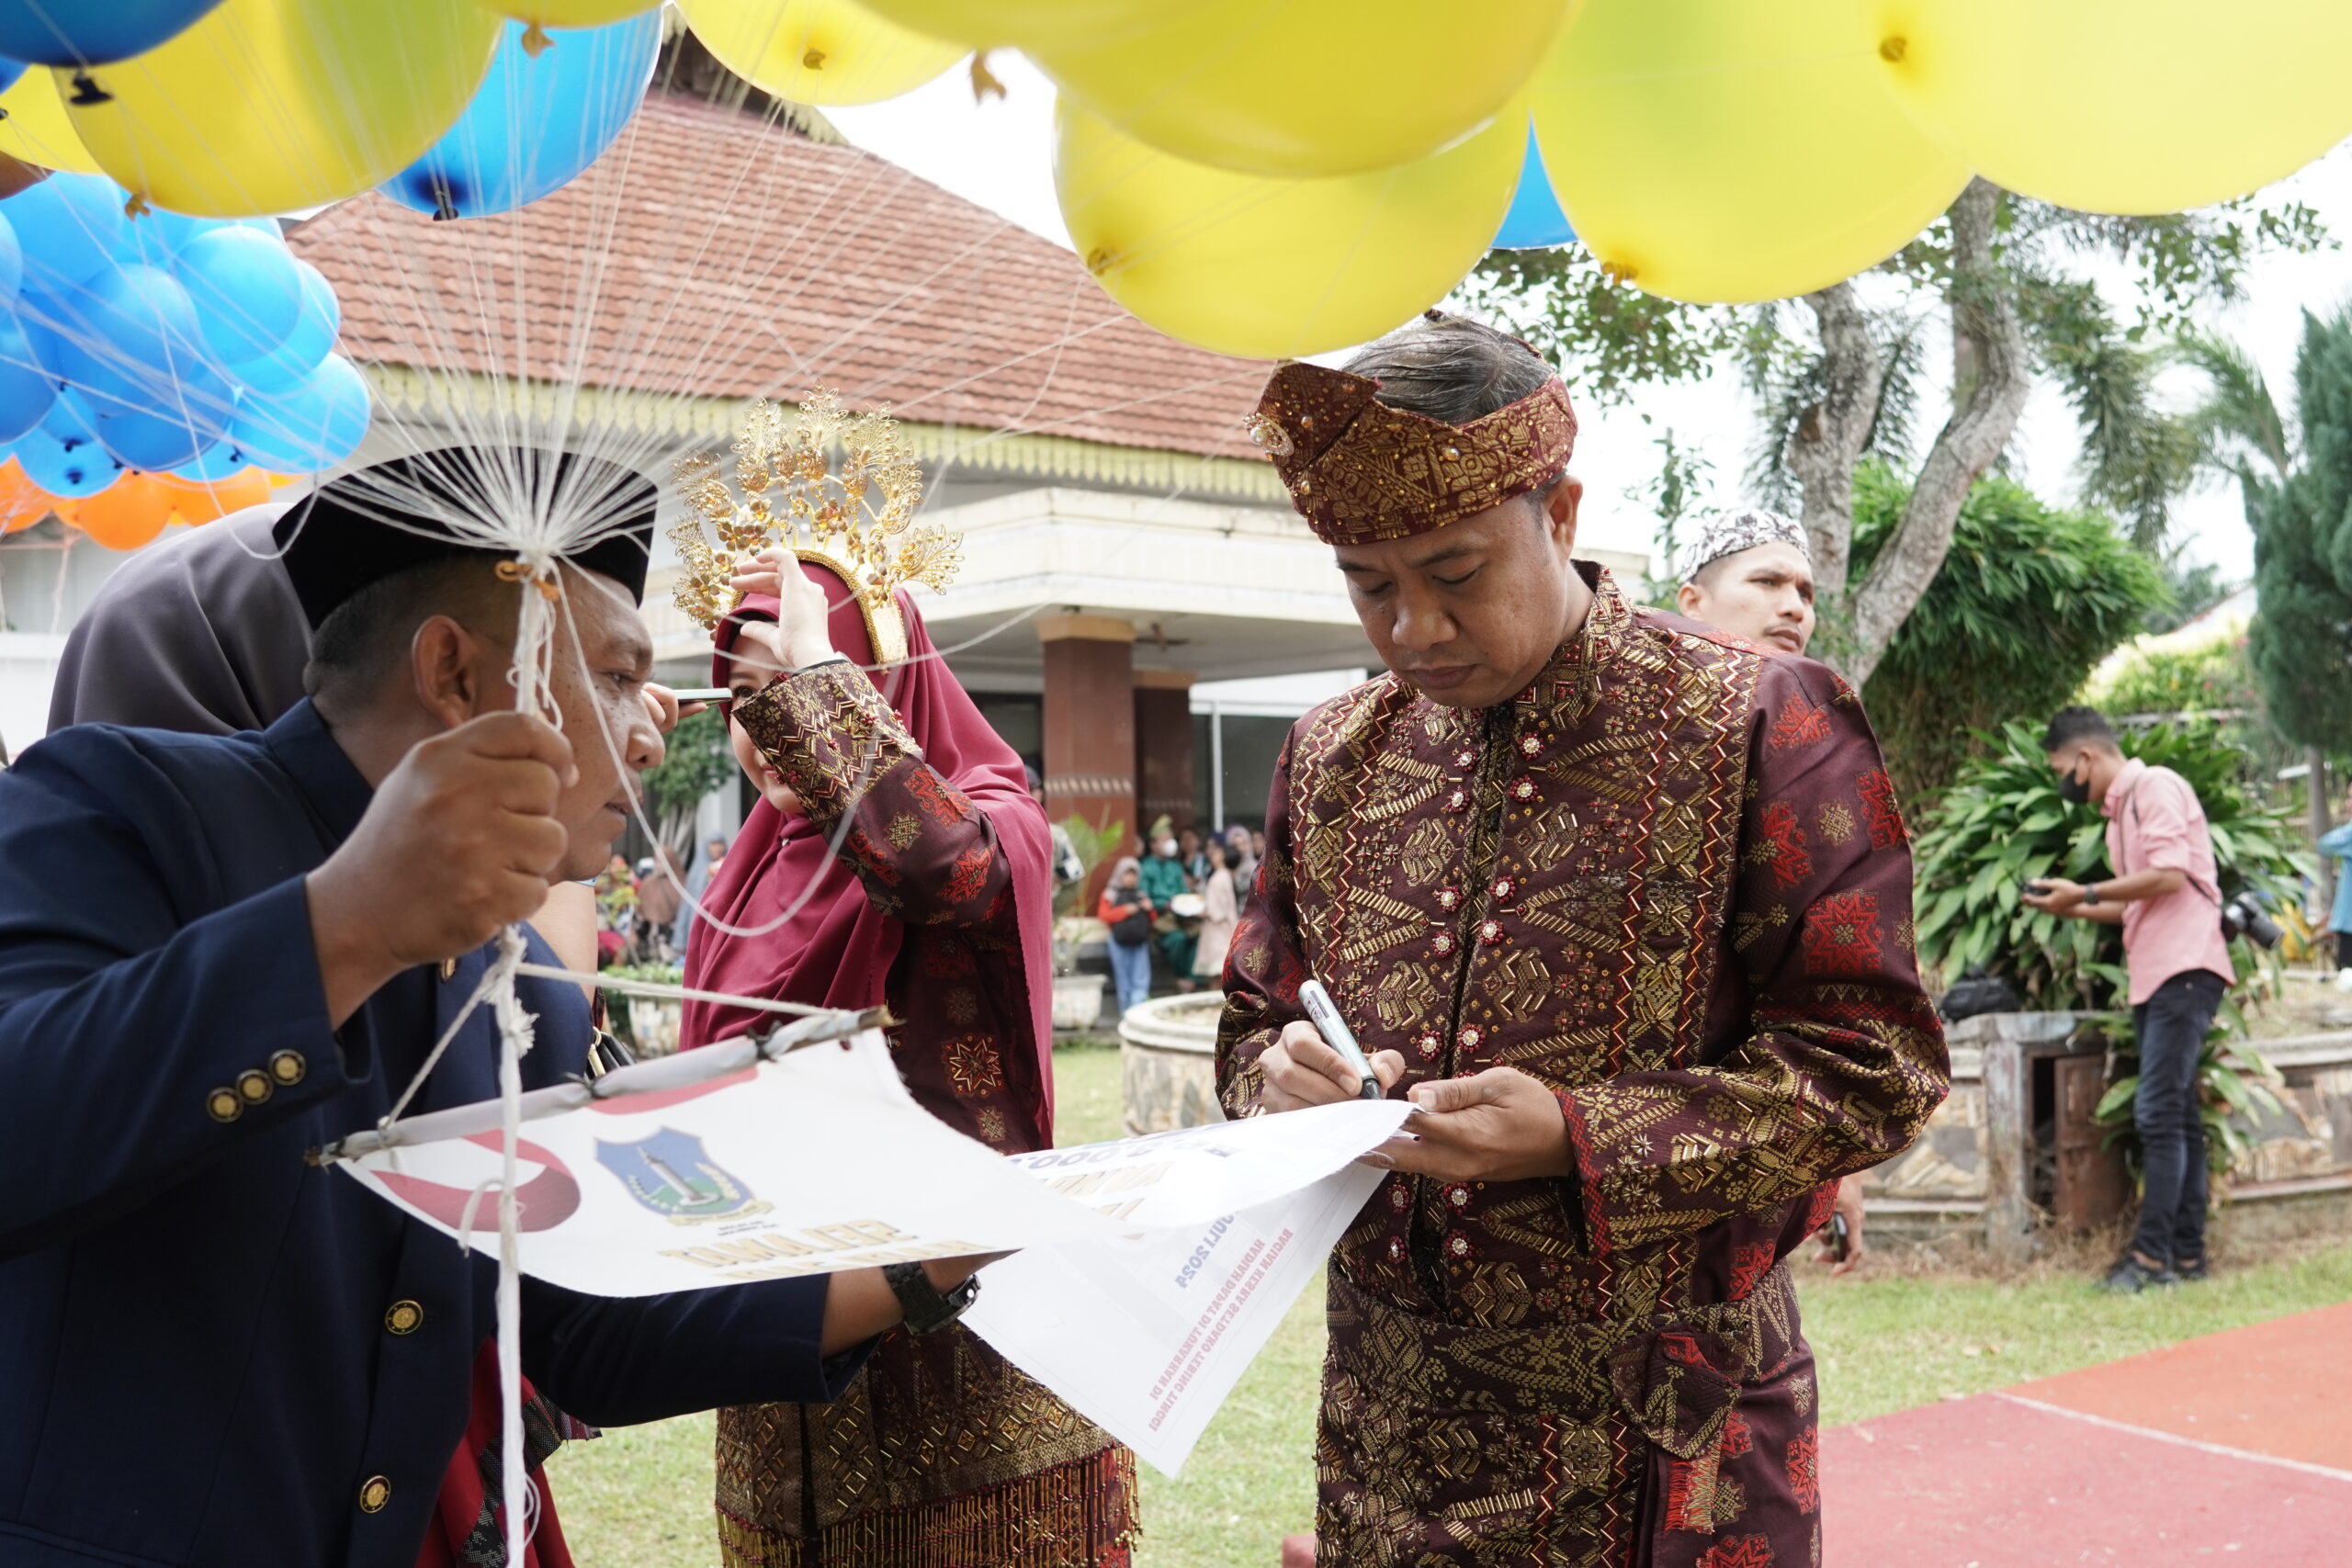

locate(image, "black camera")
[[2222, 892, 2283, 950]]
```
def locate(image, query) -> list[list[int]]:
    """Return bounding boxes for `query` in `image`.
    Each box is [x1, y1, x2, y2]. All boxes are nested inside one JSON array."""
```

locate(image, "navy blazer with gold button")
[[0, 701, 859, 1568]]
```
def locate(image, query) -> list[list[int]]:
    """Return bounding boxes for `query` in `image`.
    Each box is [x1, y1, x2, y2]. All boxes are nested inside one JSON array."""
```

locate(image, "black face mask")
[[2057, 764, 2091, 807]]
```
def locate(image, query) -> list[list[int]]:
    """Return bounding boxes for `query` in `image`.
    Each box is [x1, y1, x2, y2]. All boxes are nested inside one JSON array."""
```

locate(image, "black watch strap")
[[883, 1261, 978, 1335]]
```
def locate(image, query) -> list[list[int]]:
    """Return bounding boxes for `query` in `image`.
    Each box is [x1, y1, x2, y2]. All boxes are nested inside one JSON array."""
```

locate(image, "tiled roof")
[[287, 92, 1272, 463]]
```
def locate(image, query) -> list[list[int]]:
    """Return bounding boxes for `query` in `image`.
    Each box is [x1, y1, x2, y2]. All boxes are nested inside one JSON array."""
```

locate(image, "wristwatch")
[[2082, 884, 2102, 906], [883, 1260, 979, 1335]]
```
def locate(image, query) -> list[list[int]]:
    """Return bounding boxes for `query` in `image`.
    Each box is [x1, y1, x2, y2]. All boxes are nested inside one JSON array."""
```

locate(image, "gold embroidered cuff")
[[734, 665, 918, 826]]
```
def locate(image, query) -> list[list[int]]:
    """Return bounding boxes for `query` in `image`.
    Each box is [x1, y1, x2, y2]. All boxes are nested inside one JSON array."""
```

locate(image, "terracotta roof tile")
[[288, 93, 1272, 461]]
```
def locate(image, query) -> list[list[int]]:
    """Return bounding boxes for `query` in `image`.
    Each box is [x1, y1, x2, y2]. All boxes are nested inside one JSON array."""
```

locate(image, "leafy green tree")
[[2242, 309, 2352, 754], [641, 705, 735, 862], [1854, 463, 2165, 801], [1458, 190, 2326, 683]]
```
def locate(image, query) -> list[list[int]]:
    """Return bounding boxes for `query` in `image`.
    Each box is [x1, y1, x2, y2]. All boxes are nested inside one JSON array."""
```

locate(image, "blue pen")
[[1298, 979, 1382, 1100]]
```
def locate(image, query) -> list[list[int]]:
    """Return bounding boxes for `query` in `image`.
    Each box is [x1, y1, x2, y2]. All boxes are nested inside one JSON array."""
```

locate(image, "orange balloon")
[[73, 472, 173, 551], [0, 458, 63, 534], [156, 467, 273, 525]]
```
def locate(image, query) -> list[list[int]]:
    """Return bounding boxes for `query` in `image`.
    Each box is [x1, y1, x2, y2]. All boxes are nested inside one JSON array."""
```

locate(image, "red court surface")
[[1824, 1302, 2352, 1565]]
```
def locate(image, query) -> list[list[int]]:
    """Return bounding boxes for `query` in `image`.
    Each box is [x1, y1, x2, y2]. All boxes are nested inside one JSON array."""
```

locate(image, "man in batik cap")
[[1673, 511, 1869, 1275], [1676, 509, 1815, 658], [1220, 315, 1946, 1568]]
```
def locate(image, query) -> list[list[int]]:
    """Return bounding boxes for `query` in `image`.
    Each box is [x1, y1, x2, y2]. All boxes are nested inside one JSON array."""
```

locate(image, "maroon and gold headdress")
[[1245, 360, 1577, 546]]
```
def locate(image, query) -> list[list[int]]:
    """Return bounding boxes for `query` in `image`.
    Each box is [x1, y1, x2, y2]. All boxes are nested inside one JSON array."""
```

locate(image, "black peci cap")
[[271, 449, 658, 629]]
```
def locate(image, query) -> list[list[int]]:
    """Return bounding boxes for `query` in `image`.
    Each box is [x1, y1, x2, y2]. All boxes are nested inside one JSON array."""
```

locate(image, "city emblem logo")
[[594, 1127, 771, 1225]]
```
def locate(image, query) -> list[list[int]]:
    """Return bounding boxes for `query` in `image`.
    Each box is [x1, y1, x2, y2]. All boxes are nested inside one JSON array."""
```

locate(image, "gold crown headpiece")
[[669, 389, 959, 664]]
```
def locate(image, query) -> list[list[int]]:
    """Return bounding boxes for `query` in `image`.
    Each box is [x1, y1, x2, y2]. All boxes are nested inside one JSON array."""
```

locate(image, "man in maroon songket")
[[1217, 315, 1949, 1568], [680, 544, 1135, 1568]]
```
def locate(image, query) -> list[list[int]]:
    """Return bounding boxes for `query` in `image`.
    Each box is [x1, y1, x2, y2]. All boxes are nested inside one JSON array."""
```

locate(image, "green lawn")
[[555, 1043, 2352, 1567]]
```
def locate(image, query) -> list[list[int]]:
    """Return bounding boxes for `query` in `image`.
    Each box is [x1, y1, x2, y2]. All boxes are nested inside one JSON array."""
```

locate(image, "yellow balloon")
[[856, 0, 1182, 48], [0, 69, 104, 175], [676, 0, 966, 107], [1057, 99, 1523, 360], [1035, 0, 1573, 179], [490, 2, 662, 22], [62, 0, 499, 218], [1534, 0, 1970, 305], [1861, 0, 2352, 215]]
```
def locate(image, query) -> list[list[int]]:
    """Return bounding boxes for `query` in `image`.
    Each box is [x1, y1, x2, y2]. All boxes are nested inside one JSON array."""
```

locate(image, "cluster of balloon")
[[855, 0, 1575, 358], [9, 0, 2351, 367], [867, 0, 2352, 350], [0, 172, 365, 550]]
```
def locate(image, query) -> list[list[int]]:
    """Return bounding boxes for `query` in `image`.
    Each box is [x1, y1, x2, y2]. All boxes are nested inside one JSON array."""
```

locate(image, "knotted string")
[[491, 552, 560, 1568]]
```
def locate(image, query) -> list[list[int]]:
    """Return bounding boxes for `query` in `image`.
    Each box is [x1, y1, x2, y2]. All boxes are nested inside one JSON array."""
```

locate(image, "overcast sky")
[[829, 57, 2352, 583]]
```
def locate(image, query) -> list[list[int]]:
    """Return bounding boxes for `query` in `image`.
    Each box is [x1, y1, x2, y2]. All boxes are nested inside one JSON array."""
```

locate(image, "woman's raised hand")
[[726, 547, 839, 671]]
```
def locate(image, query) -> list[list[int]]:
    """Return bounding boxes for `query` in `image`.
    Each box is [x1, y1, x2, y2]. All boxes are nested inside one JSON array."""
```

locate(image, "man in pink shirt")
[[2024, 706, 2234, 1292]]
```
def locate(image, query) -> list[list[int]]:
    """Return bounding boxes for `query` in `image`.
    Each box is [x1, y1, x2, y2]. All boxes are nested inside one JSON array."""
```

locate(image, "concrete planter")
[[1118, 991, 1227, 1136], [1052, 972, 1109, 1032], [1862, 1010, 2352, 1258]]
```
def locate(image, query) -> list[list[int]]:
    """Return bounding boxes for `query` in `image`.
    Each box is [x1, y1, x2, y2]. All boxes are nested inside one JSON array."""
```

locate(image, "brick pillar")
[[1134, 670, 1196, 841], [1036, 614, 1136, 859]]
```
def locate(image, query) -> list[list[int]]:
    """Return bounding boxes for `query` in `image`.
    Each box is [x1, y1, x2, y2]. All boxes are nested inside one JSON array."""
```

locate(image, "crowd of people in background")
[[586, 837, 718, 968], [1094, 818, 1264, 1010]]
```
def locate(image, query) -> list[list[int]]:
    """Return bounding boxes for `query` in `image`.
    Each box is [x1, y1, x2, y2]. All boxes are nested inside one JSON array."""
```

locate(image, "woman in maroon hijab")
[[684, 552, 1135, 1568]]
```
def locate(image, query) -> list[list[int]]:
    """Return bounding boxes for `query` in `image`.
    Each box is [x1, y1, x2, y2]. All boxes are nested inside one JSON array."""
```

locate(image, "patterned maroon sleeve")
[[733, 666, 1013, 938], [1215, 726, 1311, 1117], [1556, 660, 1949, 1252]]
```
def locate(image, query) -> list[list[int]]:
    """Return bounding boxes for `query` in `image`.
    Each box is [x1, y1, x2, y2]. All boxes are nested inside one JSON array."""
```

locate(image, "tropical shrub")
[[1053, 815, 1125, 920], [1853, 462, 2167, 802], [2090, 635, 2259, 720], [1913, 719, 2310, 1010]]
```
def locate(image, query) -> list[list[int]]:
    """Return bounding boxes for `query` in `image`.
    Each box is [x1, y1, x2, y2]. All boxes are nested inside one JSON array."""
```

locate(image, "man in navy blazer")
[[0, 453, 982, 1567]]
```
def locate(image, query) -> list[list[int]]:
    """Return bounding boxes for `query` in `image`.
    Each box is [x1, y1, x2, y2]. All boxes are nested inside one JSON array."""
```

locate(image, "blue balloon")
[[1492, 125, 1575, 251], [172, 438, 246, 482], [13, 424, 119, 498], [227, 259, 337, 393], [175, 226, 301, 364], [0, 209, 19, 300], [232, 355, 370, 474], [46, 265, 220, 416], [383, 14, 660, 220], [146, 210, 277, 254], [0, 312, 55, 442], [40, 386, 98, 447], [2, 174, 134, 290], [97, 407, 215, 471], [0, 2, 223, 68], [10, 303, 69, 383]]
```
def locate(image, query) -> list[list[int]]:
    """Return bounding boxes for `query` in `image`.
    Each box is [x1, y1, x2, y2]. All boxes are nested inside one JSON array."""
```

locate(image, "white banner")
[[338, 1031, 1403, 1467], [967, 1162, 1383, 1472]]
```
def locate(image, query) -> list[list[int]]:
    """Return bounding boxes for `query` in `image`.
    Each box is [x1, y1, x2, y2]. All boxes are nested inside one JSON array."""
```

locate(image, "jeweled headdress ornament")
[[669, 389, 959, 664], [1245, 360, 1577, 547]]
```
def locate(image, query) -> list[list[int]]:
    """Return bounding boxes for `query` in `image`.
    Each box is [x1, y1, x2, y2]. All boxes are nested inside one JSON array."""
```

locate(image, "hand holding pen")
[[1256, 978, 1579, 1183], [1256, 982, 1405, 1114]]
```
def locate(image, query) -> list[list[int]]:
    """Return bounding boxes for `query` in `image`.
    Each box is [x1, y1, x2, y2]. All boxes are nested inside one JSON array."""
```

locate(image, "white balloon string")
[[487, 924, 535, 1568]]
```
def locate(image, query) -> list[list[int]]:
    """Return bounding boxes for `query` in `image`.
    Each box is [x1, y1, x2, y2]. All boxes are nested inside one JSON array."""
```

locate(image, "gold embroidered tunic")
[[1216, 570, 1948, 1568]]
